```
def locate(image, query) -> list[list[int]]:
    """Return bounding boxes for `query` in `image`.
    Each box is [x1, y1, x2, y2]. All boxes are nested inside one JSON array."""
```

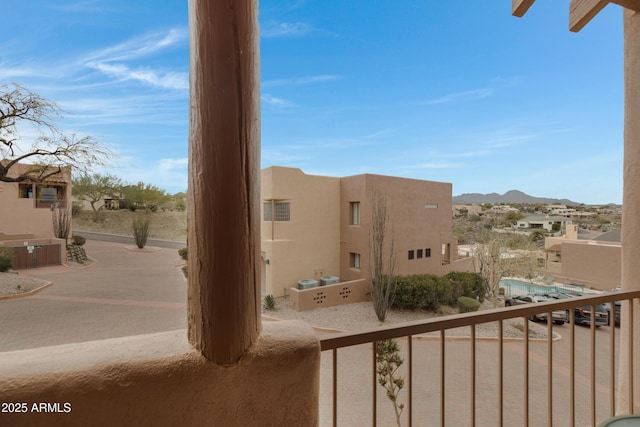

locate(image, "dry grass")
[[72, 210, 187, 242]]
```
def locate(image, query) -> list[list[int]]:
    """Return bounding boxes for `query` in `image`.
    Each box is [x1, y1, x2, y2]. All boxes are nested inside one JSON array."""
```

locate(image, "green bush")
[[72, 234, 86, 246], [458, 296, 480, 313], [392, 274, 449, 311], [178, 247, 188, 260], [445, 271, 485, 304], [392, 271, 485, 312], [0, 247, 14, 272]]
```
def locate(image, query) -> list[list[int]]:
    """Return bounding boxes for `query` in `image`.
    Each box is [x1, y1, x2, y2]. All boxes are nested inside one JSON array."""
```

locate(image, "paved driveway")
[[0, 240, 187, 352]]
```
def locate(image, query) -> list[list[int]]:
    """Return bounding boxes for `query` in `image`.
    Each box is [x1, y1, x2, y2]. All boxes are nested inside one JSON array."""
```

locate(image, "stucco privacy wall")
[[0, 322, 320, 427], [559, 242, 621, 290]]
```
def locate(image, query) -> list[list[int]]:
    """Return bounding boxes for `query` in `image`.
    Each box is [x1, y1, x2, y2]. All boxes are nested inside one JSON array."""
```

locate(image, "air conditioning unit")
[[298, 279, 319, 290], [320, 276, 339, 286]]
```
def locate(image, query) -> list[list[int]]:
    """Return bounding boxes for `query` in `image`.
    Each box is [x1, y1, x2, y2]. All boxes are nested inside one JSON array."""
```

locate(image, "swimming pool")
[[498, 279, 586, 297]]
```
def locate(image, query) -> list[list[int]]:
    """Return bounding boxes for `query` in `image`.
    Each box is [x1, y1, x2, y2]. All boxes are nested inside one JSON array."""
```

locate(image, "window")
[[350, 202, 360, 226], [424, 203, 438, 209], [19, 183, 34, 199], [417, 249, 423, 259], [350, 252, 361, 269], [425, 248, 431, 258], [264, 201, 290, 221], [408, 250, 414, 260]]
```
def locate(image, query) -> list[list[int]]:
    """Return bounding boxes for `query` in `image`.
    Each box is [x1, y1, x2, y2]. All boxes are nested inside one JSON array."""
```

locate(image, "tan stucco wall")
[[0, 321, 319, 427], [0, 165, 71, 239], [619, 8, 640, 415], [559, 241, 621, 290], [261, 167, 341, 297], [340, 173, 459, 282], [288, 278, 370, 311]]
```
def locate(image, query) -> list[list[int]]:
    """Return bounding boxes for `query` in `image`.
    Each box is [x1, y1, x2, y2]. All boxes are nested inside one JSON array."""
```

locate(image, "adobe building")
[[261, 166, 471, 298], [0, 163, 71, 268], [545, 224, 621, 290]]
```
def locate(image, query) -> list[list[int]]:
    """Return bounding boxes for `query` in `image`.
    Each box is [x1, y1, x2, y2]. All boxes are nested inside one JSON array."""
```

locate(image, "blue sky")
[[3, 1, 624, 204]]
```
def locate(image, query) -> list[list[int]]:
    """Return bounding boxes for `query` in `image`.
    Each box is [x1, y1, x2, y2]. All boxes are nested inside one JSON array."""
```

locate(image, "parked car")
[[571, 304, 609, 327], [504, 295, 567, 325], [536, 291, 609, 327]]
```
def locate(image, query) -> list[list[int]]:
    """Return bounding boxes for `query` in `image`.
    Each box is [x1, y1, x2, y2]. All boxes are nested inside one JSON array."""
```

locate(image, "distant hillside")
[[452, 190, 580, 206]]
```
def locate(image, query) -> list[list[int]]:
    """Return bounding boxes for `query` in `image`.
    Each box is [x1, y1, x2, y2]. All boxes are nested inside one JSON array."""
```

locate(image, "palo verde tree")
[[0, 83, 113, 183], [369, 190, 397, 322], [120, 181, 169, 211], [72, 173, 122, 213]]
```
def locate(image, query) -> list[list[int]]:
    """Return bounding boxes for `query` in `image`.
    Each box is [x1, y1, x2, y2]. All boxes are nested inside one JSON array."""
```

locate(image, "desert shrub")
[[52, 207, 72, 240], [178, 247, 188, 260], [72, 235, 86, 246], [71, 203, 82, 216], [392, 274, 448, 311], [445, 271, 485, 304], [0, 247, 14, 272], [263, 294, 276, 311], [132, 214, 151, 249], [458, 296, 480, 313], [181, 264, 188, 278]]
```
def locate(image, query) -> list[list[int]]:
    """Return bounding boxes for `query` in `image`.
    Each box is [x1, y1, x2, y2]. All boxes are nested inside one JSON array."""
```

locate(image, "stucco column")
[[187, 0, 261, 364], [619, 8, 640, 414]]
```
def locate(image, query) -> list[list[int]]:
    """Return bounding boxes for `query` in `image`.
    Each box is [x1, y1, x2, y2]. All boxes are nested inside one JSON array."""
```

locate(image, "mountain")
[[452, 190, 581, 206]]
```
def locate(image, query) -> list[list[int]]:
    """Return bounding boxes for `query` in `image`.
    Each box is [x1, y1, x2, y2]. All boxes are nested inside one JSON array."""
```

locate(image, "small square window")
[[264, 201, 290, 221], [408, 250, 414, 260], [417, 249, 423, 259], [425, 248, 431, 258], [350, 252, 361, 269]]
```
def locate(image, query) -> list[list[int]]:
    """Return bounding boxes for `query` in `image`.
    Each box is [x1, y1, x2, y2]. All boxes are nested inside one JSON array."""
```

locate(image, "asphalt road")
[[73, 230, 186, 250]]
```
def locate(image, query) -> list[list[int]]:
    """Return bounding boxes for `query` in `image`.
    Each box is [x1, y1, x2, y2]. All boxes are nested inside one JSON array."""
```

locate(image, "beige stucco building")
[[0, 163, 71, 269], [261, 166, 469, 297], [0, 163, 72, 239], [545, 224, 621, 290]]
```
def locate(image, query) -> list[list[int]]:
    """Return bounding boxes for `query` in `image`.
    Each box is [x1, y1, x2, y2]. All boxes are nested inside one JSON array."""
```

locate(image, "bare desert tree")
[[0, 83, 113, 183], [475, 231, 541, 307], [369, 190, 397, 321]]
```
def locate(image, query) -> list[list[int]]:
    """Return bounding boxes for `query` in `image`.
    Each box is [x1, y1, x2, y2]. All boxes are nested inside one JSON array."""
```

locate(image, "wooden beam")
[[569, 0, 608, 32], [512, 0, 536, 17], [609, 0, 640, 12], [188, 0, 261, 364]]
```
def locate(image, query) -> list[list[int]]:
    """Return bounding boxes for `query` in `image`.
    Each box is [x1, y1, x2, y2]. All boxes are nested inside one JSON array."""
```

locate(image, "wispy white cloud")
[[263, 74, 342, 88], [425, 88, 495, 105], [79, 28, 188, 90], [86, 61, 188, 89], [85, 28, 187, 63], [410, 161, 462, 169], [261, 21, 312, 38], [261, 94, 295, 108]]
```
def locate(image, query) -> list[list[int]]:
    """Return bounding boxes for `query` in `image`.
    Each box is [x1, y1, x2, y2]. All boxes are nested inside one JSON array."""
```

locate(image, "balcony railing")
[[319, 290, 640, 426]]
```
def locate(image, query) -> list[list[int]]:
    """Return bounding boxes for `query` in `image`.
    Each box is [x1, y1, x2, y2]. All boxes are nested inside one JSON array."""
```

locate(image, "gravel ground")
[[264, 297, 553, 339], [0, 272, 49, 297]]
